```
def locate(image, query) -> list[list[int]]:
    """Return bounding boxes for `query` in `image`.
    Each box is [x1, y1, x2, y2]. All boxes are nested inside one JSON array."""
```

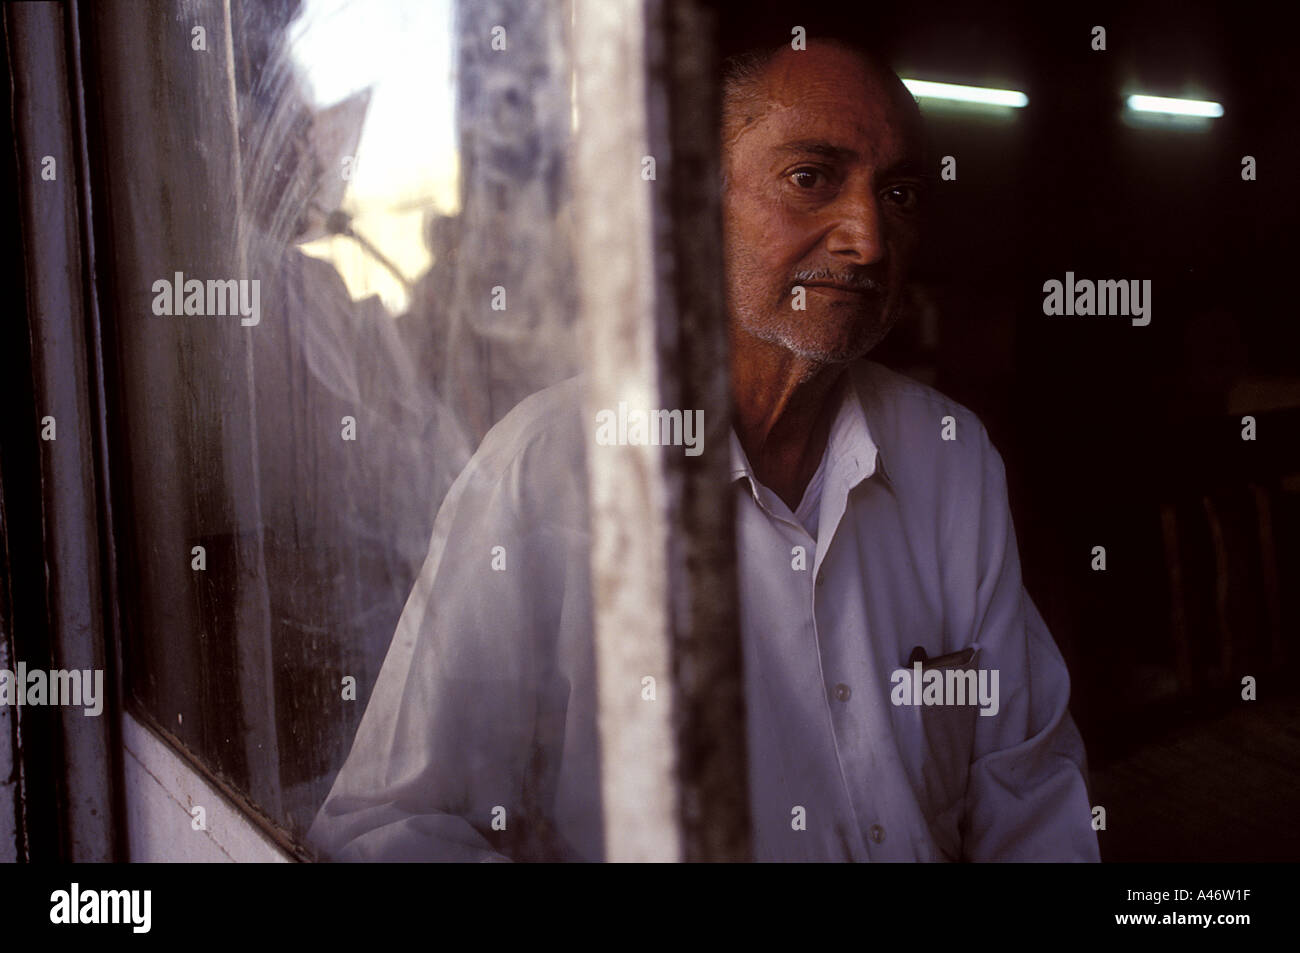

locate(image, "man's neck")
[[731, 334, 848, 511]]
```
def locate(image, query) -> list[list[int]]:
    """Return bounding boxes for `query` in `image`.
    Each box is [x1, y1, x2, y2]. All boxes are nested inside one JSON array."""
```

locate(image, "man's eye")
[[789, 168, 828, 189], [883, 185, 921, 209]]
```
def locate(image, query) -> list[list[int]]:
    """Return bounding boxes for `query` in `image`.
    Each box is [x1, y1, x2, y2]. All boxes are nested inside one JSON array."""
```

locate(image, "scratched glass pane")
[[89, 0, 589, 853]]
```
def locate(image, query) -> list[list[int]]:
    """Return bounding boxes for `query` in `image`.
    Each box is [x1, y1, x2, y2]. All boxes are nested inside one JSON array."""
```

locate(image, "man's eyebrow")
[[771, 140, 931, 179], [772, 140, 859, 162]]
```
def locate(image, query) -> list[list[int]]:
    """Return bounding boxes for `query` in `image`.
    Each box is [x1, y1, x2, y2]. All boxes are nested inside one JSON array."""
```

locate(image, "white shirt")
[[308, 359, 1101, 862]]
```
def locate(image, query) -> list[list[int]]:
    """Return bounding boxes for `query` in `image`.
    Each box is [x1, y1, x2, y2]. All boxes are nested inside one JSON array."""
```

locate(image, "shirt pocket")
[[890, 643, 983, 855]]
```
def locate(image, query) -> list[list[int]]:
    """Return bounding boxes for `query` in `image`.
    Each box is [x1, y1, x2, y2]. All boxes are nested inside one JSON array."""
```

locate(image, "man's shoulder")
[[849, 360, 1001, 478], [450, 376, 589, 522], [473, 376, 587, 467], [851, 360, 983, 426]]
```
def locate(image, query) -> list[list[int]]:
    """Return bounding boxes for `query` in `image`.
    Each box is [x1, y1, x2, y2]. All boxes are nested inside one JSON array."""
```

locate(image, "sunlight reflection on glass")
[[289, 0, 459, 314]]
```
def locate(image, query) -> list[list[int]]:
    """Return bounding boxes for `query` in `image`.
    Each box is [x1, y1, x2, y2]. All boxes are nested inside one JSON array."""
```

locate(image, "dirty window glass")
[[89, 0, 588, 852]]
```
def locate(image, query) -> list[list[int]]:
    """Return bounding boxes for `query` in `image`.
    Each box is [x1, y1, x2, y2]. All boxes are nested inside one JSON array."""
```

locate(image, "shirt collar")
[[728, 366, 890, 492]]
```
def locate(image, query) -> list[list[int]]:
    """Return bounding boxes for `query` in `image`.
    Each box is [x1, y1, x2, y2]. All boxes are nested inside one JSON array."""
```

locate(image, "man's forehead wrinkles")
[[736, 45, 924, 163], [764, 95, 900, 140], [758, 109, 909, 169]]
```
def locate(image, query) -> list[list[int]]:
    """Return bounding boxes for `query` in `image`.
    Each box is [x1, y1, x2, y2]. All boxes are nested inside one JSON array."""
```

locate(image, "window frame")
[[4, 0, 749, 862]]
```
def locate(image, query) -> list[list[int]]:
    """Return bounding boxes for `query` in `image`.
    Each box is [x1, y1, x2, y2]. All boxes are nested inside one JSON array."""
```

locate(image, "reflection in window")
[[89, 0, 581, 843]]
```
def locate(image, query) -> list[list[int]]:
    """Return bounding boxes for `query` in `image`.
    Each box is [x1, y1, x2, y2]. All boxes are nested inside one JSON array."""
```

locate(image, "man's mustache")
[[790, 269, 886, 294]]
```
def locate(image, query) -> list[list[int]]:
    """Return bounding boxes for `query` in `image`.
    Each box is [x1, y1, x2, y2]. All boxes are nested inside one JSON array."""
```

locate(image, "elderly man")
[[308, 36, 1100, 862]]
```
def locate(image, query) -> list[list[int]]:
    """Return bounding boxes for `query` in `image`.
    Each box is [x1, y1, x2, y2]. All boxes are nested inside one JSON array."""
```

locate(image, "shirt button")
[[833, 683, 851, 702], [869, 824, 885, 844]]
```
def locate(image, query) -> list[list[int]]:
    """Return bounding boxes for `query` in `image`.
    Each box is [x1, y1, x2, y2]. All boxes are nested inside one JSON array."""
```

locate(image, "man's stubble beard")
[[730, 291, 904, 374], [724, 232, 906, 372]]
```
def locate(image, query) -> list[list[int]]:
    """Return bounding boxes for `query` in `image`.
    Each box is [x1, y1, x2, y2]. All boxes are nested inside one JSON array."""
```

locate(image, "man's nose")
[[824, 186, 886, 265]]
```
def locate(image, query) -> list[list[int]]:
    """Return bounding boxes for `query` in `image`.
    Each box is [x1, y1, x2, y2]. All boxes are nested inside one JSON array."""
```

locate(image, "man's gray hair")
[[720, 47, 782, 192], [721, 47, 779, 134]]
